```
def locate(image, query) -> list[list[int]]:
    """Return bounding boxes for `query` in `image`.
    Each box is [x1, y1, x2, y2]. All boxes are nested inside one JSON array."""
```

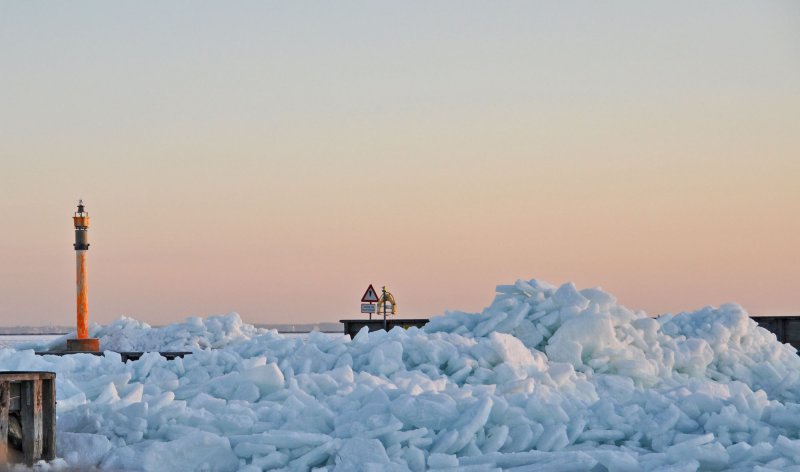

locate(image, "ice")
[[390, 393, 459, 430], [337, 438, 390, 468], [34, 313, 265, 352], [427, 452, 458, 468], [241, 363, 285, 397], [5, 278, 800, 470], [104, 430, 239, 472], [776, 435, 800, 461], [56, 432, 111, 469]]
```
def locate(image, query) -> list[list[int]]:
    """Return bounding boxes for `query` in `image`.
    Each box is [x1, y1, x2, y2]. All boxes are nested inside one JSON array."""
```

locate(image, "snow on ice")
[[5, 278, 800, 471]]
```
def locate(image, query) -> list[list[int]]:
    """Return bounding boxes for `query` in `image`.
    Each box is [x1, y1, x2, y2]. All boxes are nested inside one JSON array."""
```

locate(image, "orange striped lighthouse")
[[66, 200, 100, 352]]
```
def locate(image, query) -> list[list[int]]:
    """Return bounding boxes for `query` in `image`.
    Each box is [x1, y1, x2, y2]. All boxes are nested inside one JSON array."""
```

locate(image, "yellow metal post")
[[378, 286, 397, 331]]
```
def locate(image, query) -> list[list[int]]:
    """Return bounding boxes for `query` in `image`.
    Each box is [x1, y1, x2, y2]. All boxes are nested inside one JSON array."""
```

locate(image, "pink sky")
[[1, 2, 798, 326]]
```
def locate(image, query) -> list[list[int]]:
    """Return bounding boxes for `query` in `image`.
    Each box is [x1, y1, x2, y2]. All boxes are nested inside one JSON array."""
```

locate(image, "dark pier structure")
[[752, 316, 800, 350], [34, 351, 191, 362], [340, 319, 429, 338]]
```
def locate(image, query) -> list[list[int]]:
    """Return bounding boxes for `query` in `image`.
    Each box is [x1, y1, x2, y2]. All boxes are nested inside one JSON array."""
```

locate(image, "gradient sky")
[[1, 1, 799, 326]]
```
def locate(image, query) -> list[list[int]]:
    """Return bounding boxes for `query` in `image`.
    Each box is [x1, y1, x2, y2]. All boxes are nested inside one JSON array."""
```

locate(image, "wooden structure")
[[340, 319, 429, 338], [0, 372, 56, 466], [35, 351, 191, 362]]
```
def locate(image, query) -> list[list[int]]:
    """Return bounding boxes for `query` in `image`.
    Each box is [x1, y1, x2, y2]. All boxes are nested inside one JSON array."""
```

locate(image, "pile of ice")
[[35, 314, 265, 352], [5, 278, 800, 471]]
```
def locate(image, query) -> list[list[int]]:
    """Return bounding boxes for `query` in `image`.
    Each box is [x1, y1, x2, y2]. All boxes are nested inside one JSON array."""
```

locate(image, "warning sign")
[[361, 284, 379, 303]]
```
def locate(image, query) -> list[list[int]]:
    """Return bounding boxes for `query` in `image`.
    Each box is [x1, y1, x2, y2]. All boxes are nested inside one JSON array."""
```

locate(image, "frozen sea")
[[0, 334, 60, 349], [0, 332, 337, 349]]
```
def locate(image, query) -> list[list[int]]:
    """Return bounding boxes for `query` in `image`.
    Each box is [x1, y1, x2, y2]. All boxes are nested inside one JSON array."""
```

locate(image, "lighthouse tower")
[[66, 200, 100, 352]]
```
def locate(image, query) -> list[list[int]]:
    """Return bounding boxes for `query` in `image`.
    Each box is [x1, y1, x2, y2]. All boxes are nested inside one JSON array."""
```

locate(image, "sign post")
[[361, 303, 376, 318], [377, 286, 397, 331], [361, 284, 379, 320]]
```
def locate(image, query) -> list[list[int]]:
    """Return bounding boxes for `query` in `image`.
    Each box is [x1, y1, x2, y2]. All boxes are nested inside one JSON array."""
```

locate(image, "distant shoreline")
[[0, 323, 345, 335]]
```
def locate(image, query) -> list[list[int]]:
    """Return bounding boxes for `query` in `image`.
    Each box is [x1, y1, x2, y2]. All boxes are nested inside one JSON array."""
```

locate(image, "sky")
[[1, 1, 799, 326]]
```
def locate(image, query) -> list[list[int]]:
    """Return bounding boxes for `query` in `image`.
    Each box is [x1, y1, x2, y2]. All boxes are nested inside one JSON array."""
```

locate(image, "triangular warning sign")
[[361, 284, 380, 303]]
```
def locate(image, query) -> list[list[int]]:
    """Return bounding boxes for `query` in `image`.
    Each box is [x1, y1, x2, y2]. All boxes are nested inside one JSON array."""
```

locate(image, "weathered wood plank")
[[0, 381, 9, 463], [21, 379, 43, 466], [0, 372, 56, 382], [41, 379, 56, 461], [9, 382, 20, 412]]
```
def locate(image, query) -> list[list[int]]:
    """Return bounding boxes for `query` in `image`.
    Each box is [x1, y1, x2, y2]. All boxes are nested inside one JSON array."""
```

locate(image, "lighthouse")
[[66, 200, 100, 352]]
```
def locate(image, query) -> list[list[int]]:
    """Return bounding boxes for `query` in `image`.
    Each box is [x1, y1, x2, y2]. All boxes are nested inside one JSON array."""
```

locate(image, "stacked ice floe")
[[5, 278, 800, 471], [34, 314, 264, 352]]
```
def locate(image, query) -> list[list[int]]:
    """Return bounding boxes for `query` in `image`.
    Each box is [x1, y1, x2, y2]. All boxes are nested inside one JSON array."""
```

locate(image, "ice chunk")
[[102, 430, 238, 472], [391, 393, 459, 430], [241, 363, 284, 397], [428, 453, 459, 468], [337, 438, 390, 467], [57, 432, 112, 469], [553, 283, 589, 309], [488, 332, 537, 368]]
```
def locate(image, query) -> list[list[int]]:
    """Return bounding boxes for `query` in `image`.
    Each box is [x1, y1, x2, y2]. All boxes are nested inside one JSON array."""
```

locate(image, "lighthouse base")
[[66, 338, 100, 352]]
